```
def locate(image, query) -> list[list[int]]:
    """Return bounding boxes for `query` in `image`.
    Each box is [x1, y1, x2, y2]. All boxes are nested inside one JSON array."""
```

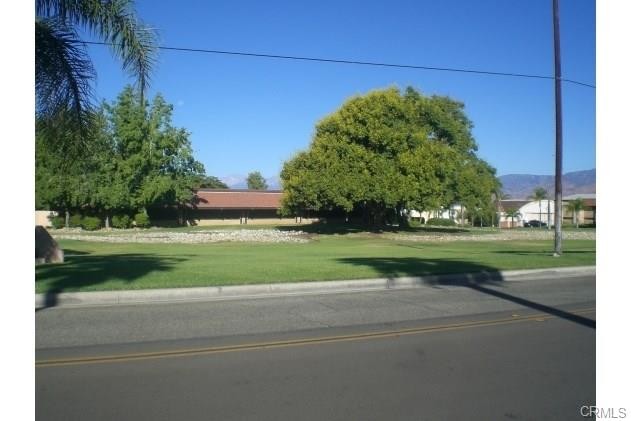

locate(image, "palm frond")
[[36, 0, 84, 22], [36, 18, 95, 140], [86, 0, 157, 102], [37, 0, 158, 102]]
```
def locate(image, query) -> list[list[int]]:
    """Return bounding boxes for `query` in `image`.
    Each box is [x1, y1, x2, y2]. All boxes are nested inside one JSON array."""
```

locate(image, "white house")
[[519, 200, 556, 225], [408, 204, 466, 224], [498, 199, 555, 228], [498, 193, 596, 228]]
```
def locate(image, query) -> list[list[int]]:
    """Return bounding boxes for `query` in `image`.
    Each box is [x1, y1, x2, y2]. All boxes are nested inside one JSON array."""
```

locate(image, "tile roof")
[[192, 189, 282, 209], [563, 193, 596, 200], [564, 198, 596, 207]]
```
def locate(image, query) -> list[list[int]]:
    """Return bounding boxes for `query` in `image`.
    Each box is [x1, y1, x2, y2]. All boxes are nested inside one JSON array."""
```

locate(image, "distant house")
[[498, 194, 596, 228], [408, 204, 466, 224], [562, 193, 596, 226], [186, 189, 317, 226], [497, 200, 530, 228]]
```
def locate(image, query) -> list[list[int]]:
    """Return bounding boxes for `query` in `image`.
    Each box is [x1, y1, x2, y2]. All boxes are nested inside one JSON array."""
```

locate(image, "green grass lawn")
[[36, 234, 596, 294]]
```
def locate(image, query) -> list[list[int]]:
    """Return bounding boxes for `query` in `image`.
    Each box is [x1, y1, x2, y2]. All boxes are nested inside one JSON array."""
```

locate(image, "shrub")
[[426, 218, 457, 227], [112, 214, 132, 229], [134, 212, 150, 228], [50, 215, 65, 229], [82, 216, 102, 231], [69, 214, 83, 228], [408, 219, 424, 228]]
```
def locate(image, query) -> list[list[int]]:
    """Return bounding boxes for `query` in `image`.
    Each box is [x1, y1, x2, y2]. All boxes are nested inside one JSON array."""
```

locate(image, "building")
[[498, 194, 596, 228], [408, 204, 467, 224], [497, 200, 530, 228], [186, 189, 317, 226], [35, 210, 57, 227], [562, 193, 596, 226]]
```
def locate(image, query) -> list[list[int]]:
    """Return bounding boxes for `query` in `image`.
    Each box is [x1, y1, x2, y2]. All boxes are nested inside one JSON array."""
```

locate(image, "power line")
[[82, 41, 596, 89]]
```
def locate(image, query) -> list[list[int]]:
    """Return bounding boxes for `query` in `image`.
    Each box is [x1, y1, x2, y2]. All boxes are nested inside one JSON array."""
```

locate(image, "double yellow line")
[[36, 307, 595, 368]]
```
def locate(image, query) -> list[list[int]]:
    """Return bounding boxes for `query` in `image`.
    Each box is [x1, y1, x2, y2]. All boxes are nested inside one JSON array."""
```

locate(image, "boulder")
[[35, 226, 64, 264]]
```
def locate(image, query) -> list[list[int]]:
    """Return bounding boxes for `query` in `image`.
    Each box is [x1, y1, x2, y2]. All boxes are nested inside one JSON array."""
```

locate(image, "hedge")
[[426, 218, 457, 227]]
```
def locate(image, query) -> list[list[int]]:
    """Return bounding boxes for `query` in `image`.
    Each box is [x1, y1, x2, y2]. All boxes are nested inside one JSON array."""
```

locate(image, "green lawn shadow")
[[278, 221, 472, 235], [36, 252, 190, 310]]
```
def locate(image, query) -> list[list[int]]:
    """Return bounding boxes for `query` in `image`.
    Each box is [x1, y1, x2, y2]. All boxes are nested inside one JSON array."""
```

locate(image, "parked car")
[[524, 220, 547, 228]]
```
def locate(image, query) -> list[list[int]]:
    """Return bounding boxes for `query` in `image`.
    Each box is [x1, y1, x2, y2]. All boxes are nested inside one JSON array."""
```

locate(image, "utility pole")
[[553, 0, 563, 256]]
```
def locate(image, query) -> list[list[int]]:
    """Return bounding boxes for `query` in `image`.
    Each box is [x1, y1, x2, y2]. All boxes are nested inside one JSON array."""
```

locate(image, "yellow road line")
[[36, 307, 595, 368]]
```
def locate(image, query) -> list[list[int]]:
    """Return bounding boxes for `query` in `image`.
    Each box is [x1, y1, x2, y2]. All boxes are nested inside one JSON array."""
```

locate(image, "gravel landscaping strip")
[[387, 229, 595, 242], [53, 229, 310, 244], [50, 227, 595, 244]]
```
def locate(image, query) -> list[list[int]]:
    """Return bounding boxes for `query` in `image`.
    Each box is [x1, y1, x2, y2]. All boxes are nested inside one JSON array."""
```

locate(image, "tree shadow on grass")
[[60, 248, 91, 256], [337, 257, 595, 329], [277, 222, 378, 235], [36, 253, 190, 311], [278, 221, 471, 236]]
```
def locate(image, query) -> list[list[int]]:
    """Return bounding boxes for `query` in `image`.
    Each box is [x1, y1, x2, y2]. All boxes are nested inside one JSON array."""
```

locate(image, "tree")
[[491, 190, 509, 228], [280, 87, 499, 226], [198, 176, 228, 189], [247, 171, 268, 190], [567, 198, 585, 228], [35, 133, 87, 226], [529, 187, 549, 228], [504, 209, 521, 229], [102, 86, 206, 220], [36, 86, 206, 226], [36, 0, 157, 141]]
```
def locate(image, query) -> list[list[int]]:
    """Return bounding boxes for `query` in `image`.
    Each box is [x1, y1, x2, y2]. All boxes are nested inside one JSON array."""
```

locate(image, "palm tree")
[[567, 198, 585, 228], [504, 209, 521, 229], [36, 0, 157, 139], [529, 187, 548, 228], [35, 0, 157, 262], [491, 190, 509, 228]]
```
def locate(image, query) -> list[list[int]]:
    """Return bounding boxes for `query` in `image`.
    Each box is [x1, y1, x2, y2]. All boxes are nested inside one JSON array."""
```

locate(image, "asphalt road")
[[36, 273, 595, 420]]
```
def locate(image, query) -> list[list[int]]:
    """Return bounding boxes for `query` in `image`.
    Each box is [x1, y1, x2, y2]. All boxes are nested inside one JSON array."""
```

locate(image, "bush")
[[426, 218, 457, 227], [408, 219, 424, 228], [82, 216, 102, 231], [134, 212, 150, 228], [69, 214, 83, 228], [112, 214, 132, 229], [50, 215, 65, 229]]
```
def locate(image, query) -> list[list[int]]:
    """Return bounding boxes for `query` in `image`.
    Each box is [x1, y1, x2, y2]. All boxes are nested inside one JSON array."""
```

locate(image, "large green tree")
[[102, 86, 205, 218], [280, 87, 499, 226], [35, 133, 87, 225], [36, 0, 157, 140], [36, 86, 206, 226]]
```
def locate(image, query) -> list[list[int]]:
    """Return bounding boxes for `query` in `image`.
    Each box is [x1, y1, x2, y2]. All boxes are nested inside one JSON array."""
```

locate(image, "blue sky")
[[83, 0, 595, 181]]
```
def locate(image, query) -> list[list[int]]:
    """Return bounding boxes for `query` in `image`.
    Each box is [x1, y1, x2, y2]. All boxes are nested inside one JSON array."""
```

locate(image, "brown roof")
[[564, 198, 596, 207], [192, 189, 282, 209]]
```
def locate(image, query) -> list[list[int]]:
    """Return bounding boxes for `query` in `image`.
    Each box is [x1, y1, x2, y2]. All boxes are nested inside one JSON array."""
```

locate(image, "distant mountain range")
[[499, 169, 595, 199], [219, 169, 595, 198]]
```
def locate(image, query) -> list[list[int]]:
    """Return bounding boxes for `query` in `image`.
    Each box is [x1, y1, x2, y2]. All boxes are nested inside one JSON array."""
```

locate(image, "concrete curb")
[[36, 266, 596, 309]]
